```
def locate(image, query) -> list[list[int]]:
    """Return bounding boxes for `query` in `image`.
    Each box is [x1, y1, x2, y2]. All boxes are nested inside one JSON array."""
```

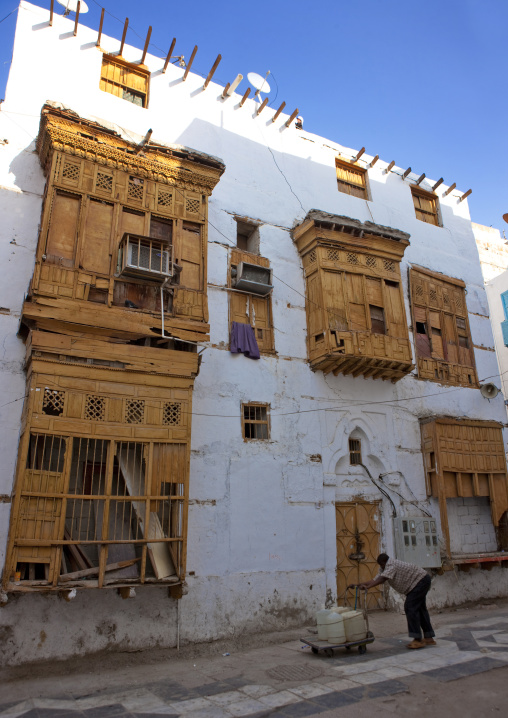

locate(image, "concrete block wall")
[[447, 497, 498, 555]]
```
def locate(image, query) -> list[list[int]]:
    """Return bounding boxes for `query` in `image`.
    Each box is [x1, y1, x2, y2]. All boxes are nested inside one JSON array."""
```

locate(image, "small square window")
[[236, 219, 260, 254], [100, 54, 149, 108], [242, 403, 269, 440], [349, 438, 362, 465], [335, 159, 368, 199], [411, 187, 440, 226]]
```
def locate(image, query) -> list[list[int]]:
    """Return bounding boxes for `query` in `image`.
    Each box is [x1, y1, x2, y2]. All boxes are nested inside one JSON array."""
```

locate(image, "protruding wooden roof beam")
[[443, 182, 456, 197], [385, 160, 395, 174], [459, 189, 472, 202], [221, 83, 230, 99], [402, 167, 412, 180], [49, 0, 54, 26], [183, 46, 198, 81], [415, 173, 426, 186], [432, 177, 444, 191], [271, 102, 286, 123], [256, 97, 269, 115], [119, 18, 129, 57], [96, 7, 105, 47], [203, 54, 221, 89], [239, 87, 251, 107], [369, 155, 379, 168], [285, 108, 299, 128], [140, 26, 152, 65], [73, 1, 81, 37], [162, 38, 177, 73], [354, 147, 365, 162]]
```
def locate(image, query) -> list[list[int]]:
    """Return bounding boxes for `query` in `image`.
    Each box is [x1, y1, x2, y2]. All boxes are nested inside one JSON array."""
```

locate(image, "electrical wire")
[[0, 7, 17, 26]]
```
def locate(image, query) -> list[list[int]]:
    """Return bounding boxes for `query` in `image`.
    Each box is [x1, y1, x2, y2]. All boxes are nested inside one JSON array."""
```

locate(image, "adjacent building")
[[0, 3, 507, 665]]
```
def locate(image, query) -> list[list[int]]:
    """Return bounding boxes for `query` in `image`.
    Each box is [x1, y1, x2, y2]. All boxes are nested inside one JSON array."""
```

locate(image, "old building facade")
[[0, 3, 507, 665]]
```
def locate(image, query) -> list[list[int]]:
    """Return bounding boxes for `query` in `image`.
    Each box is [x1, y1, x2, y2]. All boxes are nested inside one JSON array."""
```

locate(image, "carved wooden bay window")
[[410, 266, 478, 387], [29, 104, 224, 342], [421, 418, 508, 557], [3, 330, 196, 592], [293, 212, 413, 381], [228, 249, 274, 354]]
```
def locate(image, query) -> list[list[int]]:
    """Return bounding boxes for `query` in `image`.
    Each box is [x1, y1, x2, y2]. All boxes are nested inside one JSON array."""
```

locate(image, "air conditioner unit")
[[393, 516, 441, 568], [234, 261, 273, 296], [118, 234, 173, 281]]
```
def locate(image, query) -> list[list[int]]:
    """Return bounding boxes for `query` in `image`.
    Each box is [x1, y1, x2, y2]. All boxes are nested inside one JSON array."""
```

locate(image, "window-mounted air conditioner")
[[117, 233, 173, 281], [393, 516, 442, 568], [233, 261, 273, 296]]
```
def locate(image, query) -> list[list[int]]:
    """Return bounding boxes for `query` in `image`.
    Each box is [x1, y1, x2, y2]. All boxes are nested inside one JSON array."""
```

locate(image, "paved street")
[[1, 602, 508, 717]]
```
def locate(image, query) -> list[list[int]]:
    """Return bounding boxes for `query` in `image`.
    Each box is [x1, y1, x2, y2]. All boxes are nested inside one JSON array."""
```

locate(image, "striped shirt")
[[376, 558, 428, 595]]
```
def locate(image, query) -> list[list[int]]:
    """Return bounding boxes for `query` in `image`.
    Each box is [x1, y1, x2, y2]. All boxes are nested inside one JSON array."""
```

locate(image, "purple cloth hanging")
[[230, 321, 260, 360]]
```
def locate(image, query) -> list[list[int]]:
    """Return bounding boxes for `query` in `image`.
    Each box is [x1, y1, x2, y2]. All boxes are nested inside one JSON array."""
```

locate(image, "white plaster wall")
[[0, 3, 507, 665]]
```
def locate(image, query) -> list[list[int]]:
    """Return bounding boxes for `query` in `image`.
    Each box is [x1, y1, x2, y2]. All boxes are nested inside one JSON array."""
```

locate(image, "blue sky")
[[0, 0, 506, 232]]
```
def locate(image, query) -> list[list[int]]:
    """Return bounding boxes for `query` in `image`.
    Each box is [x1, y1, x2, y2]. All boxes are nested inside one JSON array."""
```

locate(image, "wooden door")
[[335, 501, 383, 609]]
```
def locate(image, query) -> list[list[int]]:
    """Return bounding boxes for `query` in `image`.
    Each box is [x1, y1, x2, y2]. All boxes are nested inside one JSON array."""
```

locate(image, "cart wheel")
[[367, 630, 374, 639], [324, 648, 334, 658], [358, 644, 367, 655], [311, 647, 319, 654]]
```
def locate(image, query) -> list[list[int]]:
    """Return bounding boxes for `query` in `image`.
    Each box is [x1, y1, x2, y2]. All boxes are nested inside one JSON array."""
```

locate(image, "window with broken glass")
[[242, 404, 270, 440]]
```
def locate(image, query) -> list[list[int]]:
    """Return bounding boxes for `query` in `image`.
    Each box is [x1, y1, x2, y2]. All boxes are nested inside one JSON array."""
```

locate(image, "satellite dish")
[[480, 383, 500, 400], [247, 71, 271, 99], [56, 0, 89, 15]]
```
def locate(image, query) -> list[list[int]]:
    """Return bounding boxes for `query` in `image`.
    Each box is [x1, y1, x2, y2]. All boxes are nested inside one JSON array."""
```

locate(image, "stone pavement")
[[1, 606, 508, 718]]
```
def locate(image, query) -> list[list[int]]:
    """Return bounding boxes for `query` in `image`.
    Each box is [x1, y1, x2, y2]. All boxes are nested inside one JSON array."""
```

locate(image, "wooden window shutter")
[[178, 222, 203, 290], [81, 199, 114, 274], [45, 191, 81, 264]]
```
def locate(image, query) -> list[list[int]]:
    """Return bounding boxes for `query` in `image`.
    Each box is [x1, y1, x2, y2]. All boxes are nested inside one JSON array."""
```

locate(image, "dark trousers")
[[404, 574, 435, 640]]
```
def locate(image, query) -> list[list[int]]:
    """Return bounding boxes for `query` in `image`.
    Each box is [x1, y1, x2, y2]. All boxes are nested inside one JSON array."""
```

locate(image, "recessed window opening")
[[236, 219, 260, 254], [369, 305, 386, 335], [349, 438, 362, 465], [100, 54, 150, 108], [242, 403, 269, 440], [411, 187, 440, 226], [416, 322, 427, 334], [335, 159, 368, 199]]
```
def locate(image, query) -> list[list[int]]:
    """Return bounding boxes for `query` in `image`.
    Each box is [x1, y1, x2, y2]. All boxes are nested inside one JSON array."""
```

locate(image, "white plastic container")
[[330, 606, 349, 614], [316, 609, 333, 640], [341, 610, 367, 642], [327, 612, 346, 644]]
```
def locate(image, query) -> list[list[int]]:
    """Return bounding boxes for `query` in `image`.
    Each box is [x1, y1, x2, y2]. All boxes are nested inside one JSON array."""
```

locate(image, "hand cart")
[[300, 587, 375, 657]]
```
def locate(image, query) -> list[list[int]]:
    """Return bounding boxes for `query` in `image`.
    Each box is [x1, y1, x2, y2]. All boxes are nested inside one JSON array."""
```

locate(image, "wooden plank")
[[162, 39, 177, 73], [117, 446, 175, 578], [46, 192, 80, 261], [203, 54, 221, 89], [96, 7, 104, 47], [140, 26, 152, 65], [119, 18, 129, 56], [59, 558, 140, 582], [183, 46, 198, 81]]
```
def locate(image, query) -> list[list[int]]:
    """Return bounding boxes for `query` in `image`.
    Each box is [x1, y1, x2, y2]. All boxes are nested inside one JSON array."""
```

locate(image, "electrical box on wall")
[[393, 517, 442, 568]]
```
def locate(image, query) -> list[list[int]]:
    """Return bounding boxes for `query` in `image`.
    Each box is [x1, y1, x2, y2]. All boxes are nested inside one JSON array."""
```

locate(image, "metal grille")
[[347, 252, 359, 265], [243, 404, 269, 440], [42, 388, 65, 417], [96, 172, 113, 193], [327, 249, 340, 261], [349, 438, 362, 465], [185, 198, 200, 214], [126, 400, 145, 424], [128, 177, 144, 201], [163, 402, 182, 426], [365, 255, 377, 268], [158, 190, 173, 207], [383, 259, 395, 272], [62, 163, 79, 181], [84, 395, 106, 421]]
